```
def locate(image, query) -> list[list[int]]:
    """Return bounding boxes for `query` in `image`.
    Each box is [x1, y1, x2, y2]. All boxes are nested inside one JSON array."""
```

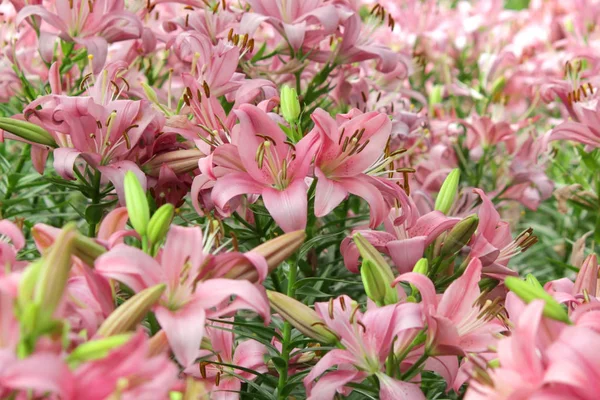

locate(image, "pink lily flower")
[[468, 189, 535, 280], [304, 295, 425, 400], [393, 258, 505, 358], [72, 330, 178, 400], [311, 108, 405, 228], [95, 225, 270, 367], [17, 0, 143, 71], [211, 104, 320, 232], [542, 75, 600, 151], [187, 318, 267, 400], [545, 254, 599, 307], [24, 62, 165, 202], [341, 204, 459, 274], [310, 13, 410, 74], [0, 350, 74, 398], [462, 116, 516, 161], [241, 0, 340, 50], [0, 219, 26, 270]]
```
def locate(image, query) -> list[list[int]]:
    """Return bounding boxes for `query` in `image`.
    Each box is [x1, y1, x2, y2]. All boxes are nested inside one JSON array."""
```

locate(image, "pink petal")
[[262, 179, 307, 233], [53, 147, 81, 180], [155, 303, 206, 367], [437, 258, 482, 324], [98, 161, 147, 206], [314, 168, 348, 217], [193, 279, 270, 323], [392, 272, 438, 310], [340, 175, 388, 228], [212, 172, 264, 214], [0, 220, 25, 250], [386, 237, 427, 274], [377, 373, 426, 400], [97, 207, 129, 242], [94, 244, 163, 292]]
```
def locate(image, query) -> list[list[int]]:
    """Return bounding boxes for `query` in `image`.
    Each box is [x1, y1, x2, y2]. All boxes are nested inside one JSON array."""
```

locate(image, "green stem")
[[401, 351, 429, 381], [276, 256, 298, 400], [88, 170, 102, 237], [1, 144, 31, 217]]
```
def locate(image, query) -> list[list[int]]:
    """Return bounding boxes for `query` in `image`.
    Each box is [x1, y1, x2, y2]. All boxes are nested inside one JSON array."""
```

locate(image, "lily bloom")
[[311, 108, 406, 228], [24, 62, 164, 202], [188, 319, 267, 400], [393, 258, 505, 358], [468, 189, 536, 280], [211, 104, 319, 232], [72, 330, 178, 400], [17, 0, 143, 71], [0, 219, 25, 270], [304, 295, 424, 400], [95, 225, 270, 367], [545, 254, 599, 307], [241, 0, 340, 50], [341, 203, 459, 274]]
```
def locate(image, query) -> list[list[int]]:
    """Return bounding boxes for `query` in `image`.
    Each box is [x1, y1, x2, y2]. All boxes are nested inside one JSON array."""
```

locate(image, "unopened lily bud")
[[140, 81, 160, 105], [280, 85, 301, 124], [361, 260, 387, 305], [440, 215, 479, 258], [148, 204, 175, 245], [224, 230, 306, 282], [97, 284, 166, 336], [73, 234, 107, 265], [429, 84, 444, 114], [354, 233, 397, 304], [505, 276, 571, 323], [490, 76, 506, 101], [124, 171, 150, 237], [142, 149, 203, 177], [435, 169, 460, 214], [35, 224, 77, 315], [267, 290, 338, 344], [525, 273, 544, 290], [0, 117, 57, 148], [413, 258, 429, 275], [67, 333, 132, 367]]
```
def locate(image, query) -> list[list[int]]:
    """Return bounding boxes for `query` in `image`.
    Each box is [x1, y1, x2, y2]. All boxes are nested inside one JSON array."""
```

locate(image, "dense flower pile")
[[0, 0, 599, 398]]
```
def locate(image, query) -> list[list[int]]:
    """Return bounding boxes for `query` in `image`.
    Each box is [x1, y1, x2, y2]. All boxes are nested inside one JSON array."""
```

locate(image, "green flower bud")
[[97, 284, 166, 337], [67, 333, 132, 368], [505, 276, 571, 324], [73, 234, 107, 265], [124, 171, 150, 237], [440, 215, 479, 258], [490, 76, 506, 101], [0, 117, 57, 148], [147, 203, 175, 246], [353, 233, 398, 304], [434, 169, 460, 214], [412, 258, 429, 275], [429, 84, 443, 105], [267, 290, 338, 344], [35, 224, 77, 316], [361, 260, 387, 305], [280, 85, 301, 124]]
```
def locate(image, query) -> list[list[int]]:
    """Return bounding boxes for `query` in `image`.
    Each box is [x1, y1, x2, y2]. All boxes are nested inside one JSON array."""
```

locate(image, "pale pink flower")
[[95, 225, 270, 367], [394, 258, 505, 358], [341, 203, 458, 274], [17, 0, 143, 71], [304, 295, 424, 400], [187, 318, 267, 400], [311, 108, 405, 228], [211, 104, 320, 232]]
